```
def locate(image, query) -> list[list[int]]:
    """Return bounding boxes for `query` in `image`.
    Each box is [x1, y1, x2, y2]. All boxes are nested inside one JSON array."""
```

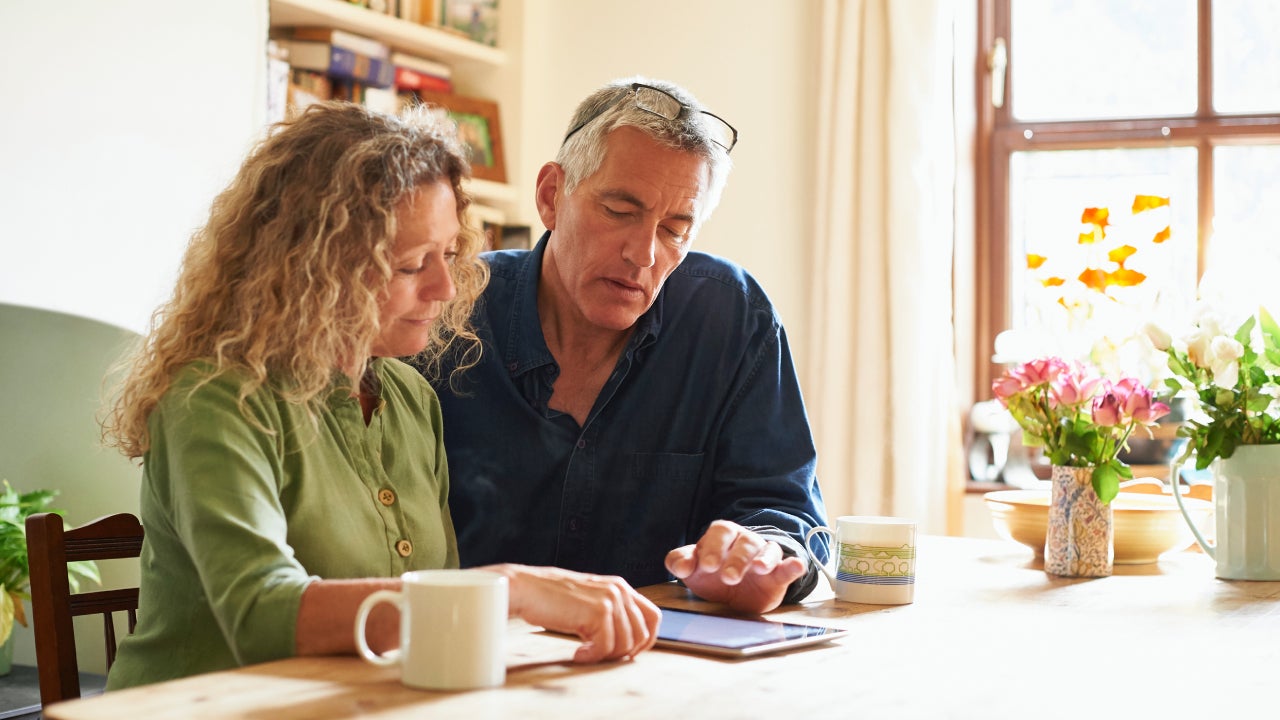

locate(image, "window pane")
[[1213, 0, 1280, 113], [1003, 148, 1198, 380], [1201, 145, 1280, 317], [1010, 0, 1197, 121]]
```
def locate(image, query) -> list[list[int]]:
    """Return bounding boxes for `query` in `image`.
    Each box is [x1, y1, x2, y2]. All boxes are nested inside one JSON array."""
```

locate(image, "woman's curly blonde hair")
[[103, 101, 489, 459]]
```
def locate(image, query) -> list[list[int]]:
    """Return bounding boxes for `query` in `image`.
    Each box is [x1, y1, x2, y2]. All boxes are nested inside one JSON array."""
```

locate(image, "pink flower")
[[1020, 357, 1067, 386], [1107, 377, 1171, 425], [992, 374, 1026, 404], [1092, 390, 1122, 427], [1050, 367, 1101, 406]]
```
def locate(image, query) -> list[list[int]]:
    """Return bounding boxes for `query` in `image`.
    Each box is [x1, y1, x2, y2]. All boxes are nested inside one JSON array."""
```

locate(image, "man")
[[426, 77, 828, 614]]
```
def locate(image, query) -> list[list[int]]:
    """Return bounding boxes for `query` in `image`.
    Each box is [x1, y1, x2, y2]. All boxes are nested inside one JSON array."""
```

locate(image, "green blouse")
[[107, 358, 457, 690]]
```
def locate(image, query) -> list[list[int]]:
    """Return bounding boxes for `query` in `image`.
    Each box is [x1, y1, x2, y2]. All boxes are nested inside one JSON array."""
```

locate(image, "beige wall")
[[0, 0, 269, 336], [513, 0, 822, 359]]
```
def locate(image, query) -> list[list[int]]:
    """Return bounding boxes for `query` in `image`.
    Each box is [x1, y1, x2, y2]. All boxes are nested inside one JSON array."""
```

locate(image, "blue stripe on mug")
[[837, 572, 915, 585]]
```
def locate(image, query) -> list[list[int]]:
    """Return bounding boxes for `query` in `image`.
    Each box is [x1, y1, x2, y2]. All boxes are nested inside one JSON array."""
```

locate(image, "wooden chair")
[[25, 512, 144, 707]]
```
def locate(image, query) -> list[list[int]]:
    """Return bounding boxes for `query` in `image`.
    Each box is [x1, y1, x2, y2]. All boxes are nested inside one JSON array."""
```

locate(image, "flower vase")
[[1045, 465, 1113, 577]]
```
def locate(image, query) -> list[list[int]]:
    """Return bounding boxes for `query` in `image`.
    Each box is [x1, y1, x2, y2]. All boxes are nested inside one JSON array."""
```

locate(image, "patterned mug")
[[805, 516, 916, 605]]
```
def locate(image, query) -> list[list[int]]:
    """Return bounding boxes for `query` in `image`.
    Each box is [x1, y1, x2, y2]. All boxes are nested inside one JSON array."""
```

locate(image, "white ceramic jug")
[[1172, 445, 1280, 580]]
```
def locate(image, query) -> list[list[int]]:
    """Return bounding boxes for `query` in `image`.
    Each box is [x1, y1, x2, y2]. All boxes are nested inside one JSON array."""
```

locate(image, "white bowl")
[[983, 489, 1213, 564]]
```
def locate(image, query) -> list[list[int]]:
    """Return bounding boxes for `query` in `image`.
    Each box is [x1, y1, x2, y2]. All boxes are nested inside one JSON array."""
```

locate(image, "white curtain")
[[806, 0, 964, 533]]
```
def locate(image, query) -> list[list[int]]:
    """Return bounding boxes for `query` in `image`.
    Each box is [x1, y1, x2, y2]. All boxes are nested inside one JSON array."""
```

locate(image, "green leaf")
[[1259, 306, 1280, 347], [1235, 315, 1257, 345], [1093, 463, 1121, 504]]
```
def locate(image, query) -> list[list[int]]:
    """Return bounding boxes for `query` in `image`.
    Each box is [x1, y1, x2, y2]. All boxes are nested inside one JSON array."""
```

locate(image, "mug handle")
[[1169, 457, 1216, 561], [355, 589, 403, 666], [804, 526, 837, 586]]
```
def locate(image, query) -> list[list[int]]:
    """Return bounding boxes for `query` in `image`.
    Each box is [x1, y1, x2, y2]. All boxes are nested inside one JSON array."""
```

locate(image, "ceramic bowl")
[[983, 489, 1214, 564]]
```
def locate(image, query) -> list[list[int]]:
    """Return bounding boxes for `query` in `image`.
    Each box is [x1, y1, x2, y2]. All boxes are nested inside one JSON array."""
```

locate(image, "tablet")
[[654, 608, 848, 657]]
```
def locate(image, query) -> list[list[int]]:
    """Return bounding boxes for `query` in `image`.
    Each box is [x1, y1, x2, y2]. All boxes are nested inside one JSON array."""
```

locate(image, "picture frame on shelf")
[[416, 91, 506, 184], [440, 0, 498, 46]]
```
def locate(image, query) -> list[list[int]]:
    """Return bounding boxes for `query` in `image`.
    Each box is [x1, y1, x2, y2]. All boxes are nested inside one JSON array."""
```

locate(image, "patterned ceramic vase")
[[1045, 465, 1113, 577]]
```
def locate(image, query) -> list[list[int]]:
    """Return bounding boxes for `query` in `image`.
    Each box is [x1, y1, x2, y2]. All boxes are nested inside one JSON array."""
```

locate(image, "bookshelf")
[[267, 0, 519, 212], [268, 0, 505, 68]]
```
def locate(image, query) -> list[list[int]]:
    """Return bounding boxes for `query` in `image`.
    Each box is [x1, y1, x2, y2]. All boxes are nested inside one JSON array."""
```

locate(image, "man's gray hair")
[[555, 76, 733, 235]]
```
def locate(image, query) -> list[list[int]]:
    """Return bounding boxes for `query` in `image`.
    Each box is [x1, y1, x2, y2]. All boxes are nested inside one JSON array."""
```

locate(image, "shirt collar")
[[501, 231, 665, 375]]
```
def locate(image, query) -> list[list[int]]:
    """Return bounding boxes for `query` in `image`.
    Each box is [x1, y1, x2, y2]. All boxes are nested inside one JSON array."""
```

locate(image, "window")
[[974, 0, 1280, 392]]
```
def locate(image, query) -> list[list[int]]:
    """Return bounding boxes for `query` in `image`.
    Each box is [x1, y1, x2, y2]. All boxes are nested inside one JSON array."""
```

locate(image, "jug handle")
[[804, 527, 837, 586], [1169, 458, 1215, 560]]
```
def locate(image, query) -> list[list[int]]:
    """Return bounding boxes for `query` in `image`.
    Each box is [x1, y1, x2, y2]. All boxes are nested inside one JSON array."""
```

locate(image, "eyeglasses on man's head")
[[562, 83, 738, 154]]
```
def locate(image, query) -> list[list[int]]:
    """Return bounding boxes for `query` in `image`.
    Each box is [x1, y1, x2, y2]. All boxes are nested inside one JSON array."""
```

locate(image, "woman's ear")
[[534, 162, 564, 231]]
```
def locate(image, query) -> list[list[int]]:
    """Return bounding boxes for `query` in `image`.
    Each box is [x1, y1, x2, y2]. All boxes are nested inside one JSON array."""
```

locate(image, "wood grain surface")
[[44, 536, 1280, 720]]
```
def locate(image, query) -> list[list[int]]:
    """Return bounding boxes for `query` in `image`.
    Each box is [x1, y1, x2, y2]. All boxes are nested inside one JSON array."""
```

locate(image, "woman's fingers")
[[493, 564, 660, 663]]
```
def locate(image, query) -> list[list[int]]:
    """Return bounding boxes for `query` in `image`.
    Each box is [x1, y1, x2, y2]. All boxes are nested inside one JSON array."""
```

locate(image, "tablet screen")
[[655, 608, 847, 657]]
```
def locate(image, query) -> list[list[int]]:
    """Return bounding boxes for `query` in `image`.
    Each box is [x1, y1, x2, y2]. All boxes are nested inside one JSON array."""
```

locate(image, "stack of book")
[[272, 26, 457, 118], [338, 0, 442, 28]]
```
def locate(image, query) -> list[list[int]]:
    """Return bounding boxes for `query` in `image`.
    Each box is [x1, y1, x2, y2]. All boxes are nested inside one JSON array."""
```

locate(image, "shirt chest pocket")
[[617, 452, 707, 569]]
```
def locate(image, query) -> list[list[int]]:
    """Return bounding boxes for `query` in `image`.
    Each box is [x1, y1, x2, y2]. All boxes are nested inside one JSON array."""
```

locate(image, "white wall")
[[0, 0, 270, 673], [0, 0, 270, 336], [514, 0, 821, 354]]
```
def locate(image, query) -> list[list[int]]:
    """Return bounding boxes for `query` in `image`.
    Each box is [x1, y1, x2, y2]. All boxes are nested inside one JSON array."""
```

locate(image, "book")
[[394, 67, 454, 94], [284, 27, 391, 60], [277, 41, 395, 89], [389, 51, 452, 79], [396, 0, 440, 26], [266, 40, 291, 125]]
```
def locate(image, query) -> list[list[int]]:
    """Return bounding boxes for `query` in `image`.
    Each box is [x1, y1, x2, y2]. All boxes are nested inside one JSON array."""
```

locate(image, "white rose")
[[1185, 328, 1213, 368], [1142, 321, 1172, 351], [1208, 335, 1244, 389]]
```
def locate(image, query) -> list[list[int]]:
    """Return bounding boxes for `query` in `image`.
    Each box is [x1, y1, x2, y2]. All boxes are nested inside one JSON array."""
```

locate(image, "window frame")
[[973, 0, 1280, 395]]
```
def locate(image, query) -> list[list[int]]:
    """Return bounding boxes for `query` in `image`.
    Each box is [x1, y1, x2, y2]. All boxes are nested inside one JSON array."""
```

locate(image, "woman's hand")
[[483, 564, 661, 663]]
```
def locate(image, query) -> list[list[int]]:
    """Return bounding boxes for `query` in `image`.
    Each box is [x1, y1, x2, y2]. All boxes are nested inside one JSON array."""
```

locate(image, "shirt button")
[[576, 439, 587, 449], [396, 540, 413, 557], [568, 519, 580, 532], [378, 489, 396, 506]]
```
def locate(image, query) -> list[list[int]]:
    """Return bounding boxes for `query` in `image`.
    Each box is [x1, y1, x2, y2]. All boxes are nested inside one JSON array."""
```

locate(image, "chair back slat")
[[26, 512, 143, 708]]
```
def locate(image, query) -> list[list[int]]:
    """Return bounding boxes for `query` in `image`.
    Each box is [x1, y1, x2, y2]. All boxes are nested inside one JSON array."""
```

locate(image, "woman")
[[101, 102, 659, 689]]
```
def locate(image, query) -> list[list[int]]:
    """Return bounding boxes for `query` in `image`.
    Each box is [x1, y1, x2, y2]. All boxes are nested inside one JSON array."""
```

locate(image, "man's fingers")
[[748, 539, 786, 573], [716, 532, 769, 584], [694, 520, 741, 573], [664, 545, 697, 578]]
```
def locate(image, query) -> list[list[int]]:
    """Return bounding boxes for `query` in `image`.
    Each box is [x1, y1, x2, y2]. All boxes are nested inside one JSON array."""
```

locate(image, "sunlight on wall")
[[0, 0, 270, 335]]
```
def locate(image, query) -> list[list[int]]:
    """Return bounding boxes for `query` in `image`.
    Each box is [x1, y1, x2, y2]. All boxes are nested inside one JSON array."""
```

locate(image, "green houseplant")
[[0, 481, 100, 673], [1147, 307, 1280, 468]]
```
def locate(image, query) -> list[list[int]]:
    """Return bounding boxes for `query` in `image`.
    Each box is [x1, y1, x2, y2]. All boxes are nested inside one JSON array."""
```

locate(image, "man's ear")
[[534, 162, 564, 231]]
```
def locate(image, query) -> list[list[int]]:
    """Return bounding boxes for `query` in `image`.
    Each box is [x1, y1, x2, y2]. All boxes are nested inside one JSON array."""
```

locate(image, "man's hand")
[[663, 520, 807, 615]]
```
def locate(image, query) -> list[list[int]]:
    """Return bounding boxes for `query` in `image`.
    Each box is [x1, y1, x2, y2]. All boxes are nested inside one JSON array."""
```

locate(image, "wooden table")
[[44, 536, 1280, 720]]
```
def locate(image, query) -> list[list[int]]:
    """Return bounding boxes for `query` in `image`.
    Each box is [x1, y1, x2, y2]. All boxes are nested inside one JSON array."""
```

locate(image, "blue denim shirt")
[[430, 233, 829, 603]]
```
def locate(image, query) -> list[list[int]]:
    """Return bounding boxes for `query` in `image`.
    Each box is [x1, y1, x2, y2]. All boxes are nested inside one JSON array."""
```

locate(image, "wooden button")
[[378, 489, 396, 506], [396, 539, 413, 557]]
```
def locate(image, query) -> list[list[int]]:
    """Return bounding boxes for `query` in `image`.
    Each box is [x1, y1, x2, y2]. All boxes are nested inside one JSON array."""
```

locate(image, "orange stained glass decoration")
[[1107, 268, 1147, 287], [1108, 245, 1138, 264], [1152, 226, 1171, 243], [1132, 194, 1170, 213], [1081, 207, 1111, 232], [1027, 253, 1048, 269]]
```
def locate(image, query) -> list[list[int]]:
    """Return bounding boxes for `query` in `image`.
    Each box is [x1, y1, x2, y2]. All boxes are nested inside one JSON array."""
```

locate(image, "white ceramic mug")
[[804, 516, 916, 604], [354, 569, 508, 690]]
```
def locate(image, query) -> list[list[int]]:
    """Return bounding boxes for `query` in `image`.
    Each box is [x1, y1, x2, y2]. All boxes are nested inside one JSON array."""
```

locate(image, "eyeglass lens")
[[562, 84, 737, 152], [633, 85, 737, 153]]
